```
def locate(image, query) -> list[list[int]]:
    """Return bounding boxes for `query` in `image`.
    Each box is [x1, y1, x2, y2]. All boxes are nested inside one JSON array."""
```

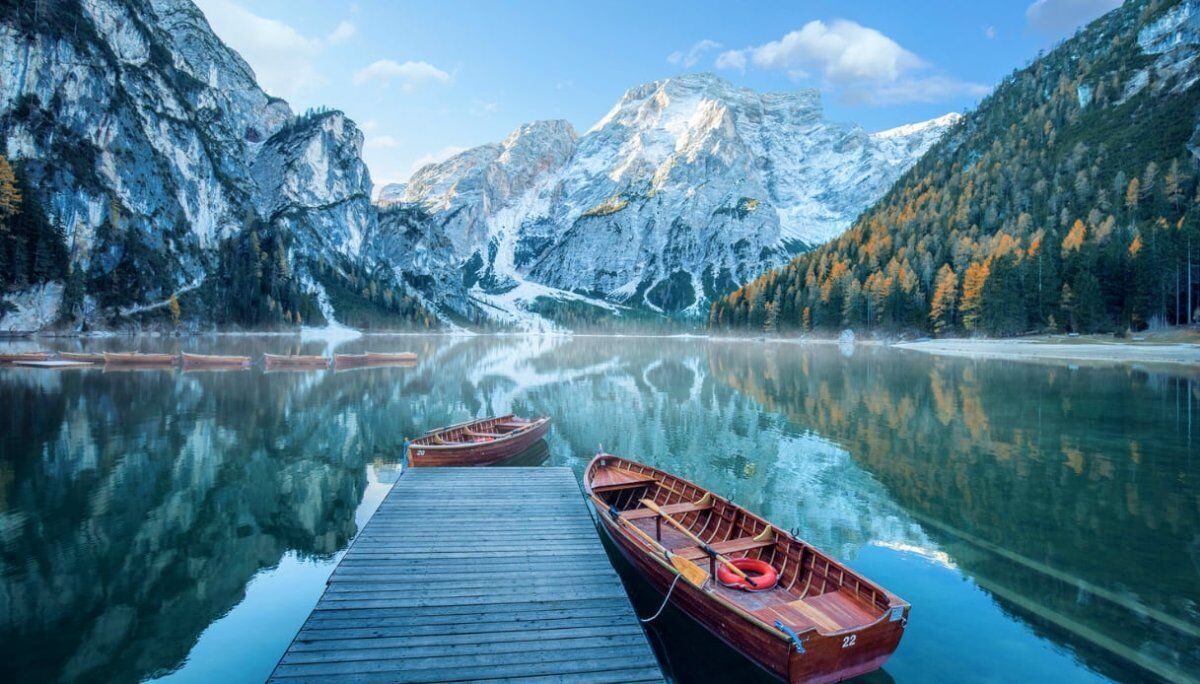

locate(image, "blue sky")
[[194, 0, 1121, 191]]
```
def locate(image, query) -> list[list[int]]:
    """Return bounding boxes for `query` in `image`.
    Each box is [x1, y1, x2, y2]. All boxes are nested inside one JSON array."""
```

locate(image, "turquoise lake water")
[[0, 335, 1196, 683]]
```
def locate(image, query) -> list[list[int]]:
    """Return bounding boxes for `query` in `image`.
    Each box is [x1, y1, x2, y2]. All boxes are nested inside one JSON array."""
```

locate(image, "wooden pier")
[[269, 467, 665, 683]]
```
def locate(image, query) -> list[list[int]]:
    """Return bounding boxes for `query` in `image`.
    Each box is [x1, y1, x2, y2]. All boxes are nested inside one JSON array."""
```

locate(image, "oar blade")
[[671, 555, 710, 587]]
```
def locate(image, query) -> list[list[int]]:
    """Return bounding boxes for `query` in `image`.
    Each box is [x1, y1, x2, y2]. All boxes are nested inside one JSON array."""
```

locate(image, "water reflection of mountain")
[[0, 367, 408, 682], [706, 342, 1200, 681]]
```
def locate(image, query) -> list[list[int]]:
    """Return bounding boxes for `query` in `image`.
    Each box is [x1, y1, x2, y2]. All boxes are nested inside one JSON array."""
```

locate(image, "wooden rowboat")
[[103, 352, 177, 366], [585, 455, 909, 684], [263, 353, 329, 369], [0, 351, 53, 363], [333, 353, 369, 369], [364, 351, 417, 364], [406, 414, 551, 467], [59, 352, 106, 364], [181, 352, 251, 368]]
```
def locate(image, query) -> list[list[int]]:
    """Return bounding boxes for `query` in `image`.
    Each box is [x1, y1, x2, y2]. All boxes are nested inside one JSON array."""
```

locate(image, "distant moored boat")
[[181, 352, 251, 368], [0, 351, 53, 363], [363, 351, 418, 364], [406, 415, 552, 467], [263, 353, 329, 369]]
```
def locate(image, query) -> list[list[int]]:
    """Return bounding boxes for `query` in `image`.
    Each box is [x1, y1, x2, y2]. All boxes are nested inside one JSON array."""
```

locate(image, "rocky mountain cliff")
[[380, 74, 957, 324], [0, 0, 417, 330]]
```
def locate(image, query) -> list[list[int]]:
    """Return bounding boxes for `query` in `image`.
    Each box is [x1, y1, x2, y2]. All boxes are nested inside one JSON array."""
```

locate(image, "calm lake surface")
[[0, 335, 1196, 683]]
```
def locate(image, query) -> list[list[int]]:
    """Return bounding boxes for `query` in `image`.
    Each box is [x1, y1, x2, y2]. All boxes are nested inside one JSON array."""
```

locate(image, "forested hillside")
[[0, 154, 70, 321], [710, 0, 1200, 336]]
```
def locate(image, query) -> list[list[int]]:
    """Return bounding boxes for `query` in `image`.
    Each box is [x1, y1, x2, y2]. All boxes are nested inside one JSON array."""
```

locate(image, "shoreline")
[[5, 329, 1199, 367], [893, 337, 1200, 367]]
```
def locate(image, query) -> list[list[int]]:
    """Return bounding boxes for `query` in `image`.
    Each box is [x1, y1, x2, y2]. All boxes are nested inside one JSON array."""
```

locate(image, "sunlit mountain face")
[[0, 336, 1195, 682]]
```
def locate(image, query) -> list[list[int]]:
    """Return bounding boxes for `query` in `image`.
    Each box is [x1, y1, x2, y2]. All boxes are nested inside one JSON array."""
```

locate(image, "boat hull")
[[407, 418, 551, 467]]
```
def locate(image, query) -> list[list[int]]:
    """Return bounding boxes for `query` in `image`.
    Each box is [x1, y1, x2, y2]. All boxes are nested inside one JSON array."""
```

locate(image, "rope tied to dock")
[[640, 571, 683, 623]]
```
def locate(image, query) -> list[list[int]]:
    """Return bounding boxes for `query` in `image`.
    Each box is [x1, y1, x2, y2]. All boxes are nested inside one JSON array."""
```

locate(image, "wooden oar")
[[598, 500, 709, 587], [640, 498, 758, 587]]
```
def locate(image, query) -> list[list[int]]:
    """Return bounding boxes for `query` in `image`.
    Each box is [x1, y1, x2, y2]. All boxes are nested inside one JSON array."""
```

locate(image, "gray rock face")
[[387, 73, 958, 322], [0, 0, 377, 317]]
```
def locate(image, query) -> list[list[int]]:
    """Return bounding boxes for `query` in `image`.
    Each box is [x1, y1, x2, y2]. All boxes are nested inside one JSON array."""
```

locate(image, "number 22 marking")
[[841, 635, 856, 649]]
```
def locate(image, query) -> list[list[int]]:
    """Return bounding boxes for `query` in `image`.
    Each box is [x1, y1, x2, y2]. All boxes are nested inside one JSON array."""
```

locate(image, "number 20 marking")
[[841, 635, 856, 649]]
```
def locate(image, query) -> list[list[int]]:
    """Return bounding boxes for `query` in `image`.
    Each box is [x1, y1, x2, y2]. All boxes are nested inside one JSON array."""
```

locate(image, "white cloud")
[[1025, 0, 1121, 36], [715, 49, 747, 71], [327, 21, 356, 45], [718, 19, 987, 104], [364, 135, 398, 149], [354, 59, 451, 91], [408, 145, 467, 176], [743, 20, 924, 83], [195, 0, 358, 100], [667, 39, 722, 68]]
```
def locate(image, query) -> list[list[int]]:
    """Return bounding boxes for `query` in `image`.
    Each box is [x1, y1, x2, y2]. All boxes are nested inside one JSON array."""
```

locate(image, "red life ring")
[[717, 558, 778, 591]]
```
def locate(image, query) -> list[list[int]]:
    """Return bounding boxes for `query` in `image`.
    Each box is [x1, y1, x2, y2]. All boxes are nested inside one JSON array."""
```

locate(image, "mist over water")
[[0, 336, 1195, 683]]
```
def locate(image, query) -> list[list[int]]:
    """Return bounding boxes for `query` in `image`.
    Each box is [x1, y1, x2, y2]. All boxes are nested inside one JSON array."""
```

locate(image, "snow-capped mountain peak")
[[375, 73, 956, 328]]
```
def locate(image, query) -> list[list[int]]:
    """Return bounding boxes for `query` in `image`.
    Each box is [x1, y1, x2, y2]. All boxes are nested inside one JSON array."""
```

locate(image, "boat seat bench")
[[675, 535, 775, 561], [620, 500, 714, 521]]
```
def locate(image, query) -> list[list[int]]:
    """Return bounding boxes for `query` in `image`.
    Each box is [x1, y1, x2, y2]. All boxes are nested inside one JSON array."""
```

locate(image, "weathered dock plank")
[[269, 467, 664, 683]]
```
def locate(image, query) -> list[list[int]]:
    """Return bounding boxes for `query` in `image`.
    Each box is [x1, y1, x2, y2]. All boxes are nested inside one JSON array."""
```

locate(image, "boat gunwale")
[[410, 415, 550, 450], [584, 454, 908, 641]]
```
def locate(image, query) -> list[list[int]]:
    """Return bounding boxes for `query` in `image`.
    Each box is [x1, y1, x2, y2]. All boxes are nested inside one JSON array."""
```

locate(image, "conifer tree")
[[960, 262, 989, 332], [929, 264, 958, 335]]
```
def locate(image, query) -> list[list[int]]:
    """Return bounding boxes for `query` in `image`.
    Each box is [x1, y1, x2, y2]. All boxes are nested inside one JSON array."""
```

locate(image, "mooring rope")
[[640, 572, 684, 623]]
